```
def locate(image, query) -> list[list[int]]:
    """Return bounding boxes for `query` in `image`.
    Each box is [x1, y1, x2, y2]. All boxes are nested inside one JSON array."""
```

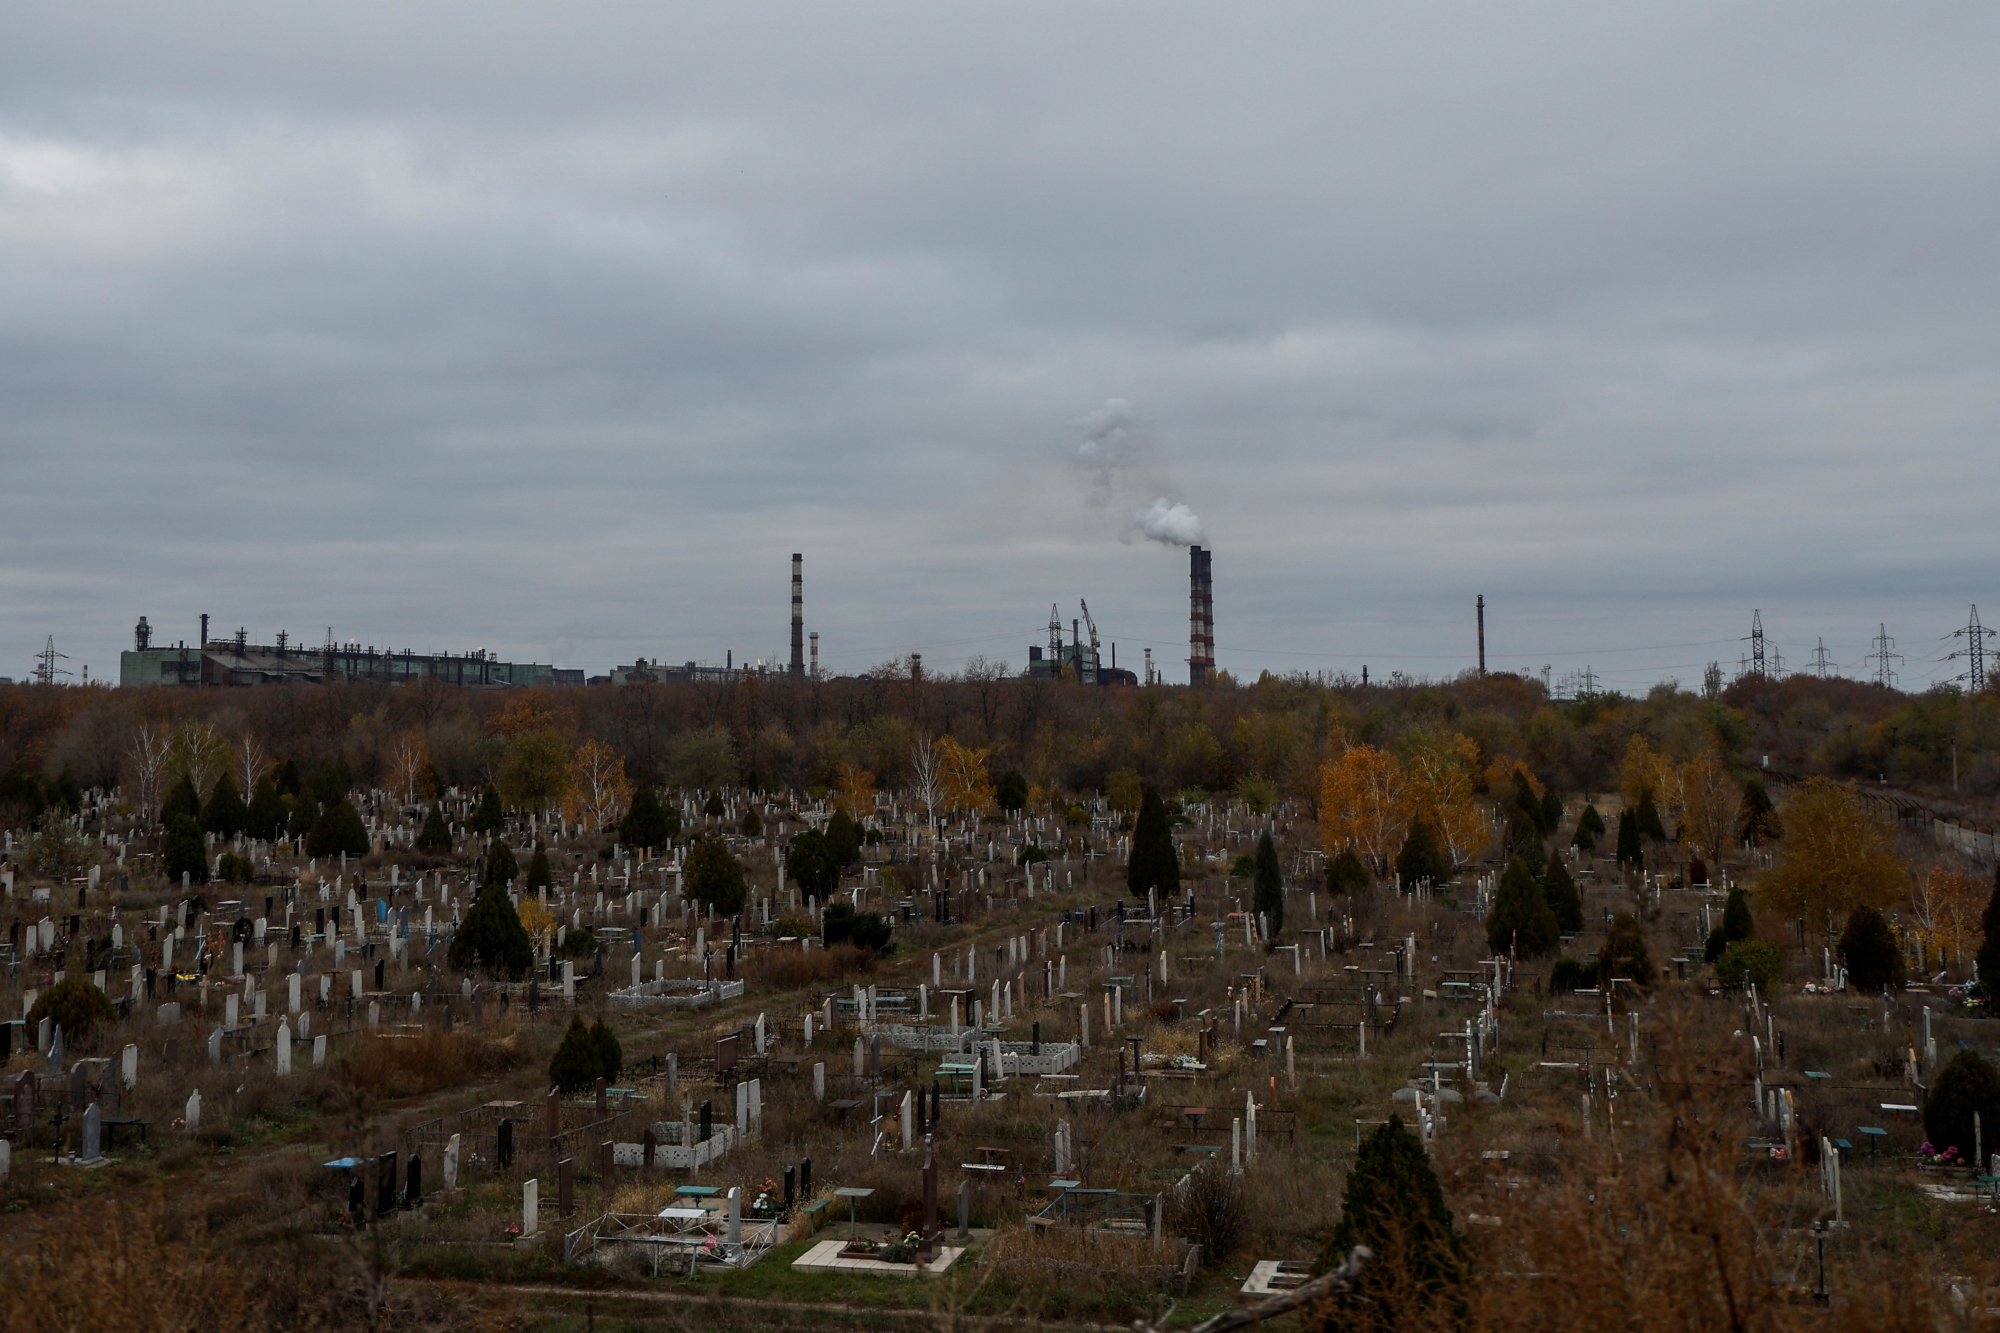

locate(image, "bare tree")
[[387, 733, 427, 807], [909, 735, 942, 836], [235, 733, 271, 798], [123, 725, 169, 824]]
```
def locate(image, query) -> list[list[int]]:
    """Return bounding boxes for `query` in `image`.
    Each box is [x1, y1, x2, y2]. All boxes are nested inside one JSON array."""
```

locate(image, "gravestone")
[[349, 1173, 365, 1223], [313, 1034, 327, 1067], [558, 1157, 574, 1217], [185, 1088, 201, 1131], [698, 1099, 713, 1143], [47, 1024, 64, 1071], [443, 1133, 460, 1190], [377, 1152, 398, 1217], [800, 1154, 812, 1198], [79, 1102, 103, 1165], [643, 1127, 657, 1167], [276, 1023, 292, 1075], [121, 1044, 138, 1091], [497, 1118, 515, 1168], [208, 1027, 222, 1065], [0, 1137, 10, 1181], [522, 1178, 538, 1236], [599, 1139, 614, 1192], [405, 1154, 422, 1208], [14, 1072, 35, 1134]]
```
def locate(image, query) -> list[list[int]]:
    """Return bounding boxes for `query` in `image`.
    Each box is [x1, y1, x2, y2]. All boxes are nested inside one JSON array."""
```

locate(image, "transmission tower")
[[1809, 638, 1834, 679], [1745, 610, 1767, 677], [32, 636, 70, 686], [1864, 623, 1903, 689], [1948, 604, 1995, 693]]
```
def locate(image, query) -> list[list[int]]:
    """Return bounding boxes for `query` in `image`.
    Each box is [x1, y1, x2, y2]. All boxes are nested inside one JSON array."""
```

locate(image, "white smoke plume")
[[1075, 397, 1143, 510], [1071, 397, 1207, 546], [1128, 496, 1204, 547]]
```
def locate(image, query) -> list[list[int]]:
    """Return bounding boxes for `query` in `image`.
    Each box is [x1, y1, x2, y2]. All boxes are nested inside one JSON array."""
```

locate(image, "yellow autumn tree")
[[562, 740, 633, 832], [1318, 745, 1409, 865], [1910, 864, 1985, 972], [1401, 730, 1487, 866], [517, 896, 556, 947], [833, 762, 876, 819], [1679, 750, 1739, 863], [1757, 778, 1903, 923], [935, 736, 997, 815]]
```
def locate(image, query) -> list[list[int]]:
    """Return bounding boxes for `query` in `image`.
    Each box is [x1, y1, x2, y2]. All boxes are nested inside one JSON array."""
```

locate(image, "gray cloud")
[[3, 3, 1999, 688]]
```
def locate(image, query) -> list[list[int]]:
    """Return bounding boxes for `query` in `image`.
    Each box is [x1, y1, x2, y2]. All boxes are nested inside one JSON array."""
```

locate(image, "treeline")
[[0, 667, 1996, 827]]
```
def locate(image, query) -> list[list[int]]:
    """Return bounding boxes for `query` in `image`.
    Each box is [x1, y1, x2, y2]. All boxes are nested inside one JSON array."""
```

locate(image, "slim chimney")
[[1189, 546, 1215, 685], [134, 616, 151, 651], [1477, 595, 1486, 676], [790, 553, 805, 680], [809, 631, 819, 680], [199, 612, 209, 650]]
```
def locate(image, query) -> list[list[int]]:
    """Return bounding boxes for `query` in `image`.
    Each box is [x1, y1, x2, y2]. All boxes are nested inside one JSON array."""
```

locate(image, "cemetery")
[[1, 680, 1999, 1332]]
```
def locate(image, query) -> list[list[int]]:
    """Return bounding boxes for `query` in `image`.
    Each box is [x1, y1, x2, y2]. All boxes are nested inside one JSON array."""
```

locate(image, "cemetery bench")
[[1833, 1139, 1853, 1163], [799, 1197, 832, 1235], [102, 1117, 151, 1149], [1882, 1103, 1918, 1125], [1858, 1127, 1889, 1156]]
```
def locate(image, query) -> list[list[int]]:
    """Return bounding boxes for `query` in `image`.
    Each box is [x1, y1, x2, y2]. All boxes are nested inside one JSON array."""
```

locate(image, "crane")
[[1078, 600, 1101, 685]]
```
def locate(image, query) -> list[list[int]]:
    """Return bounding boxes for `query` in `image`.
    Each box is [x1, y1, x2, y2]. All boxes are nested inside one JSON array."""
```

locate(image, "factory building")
[[119, 617, 569, 688]]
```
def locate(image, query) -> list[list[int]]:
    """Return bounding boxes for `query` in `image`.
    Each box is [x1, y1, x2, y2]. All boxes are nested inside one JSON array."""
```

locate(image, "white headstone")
[[186, 1089, 201, 1131], [313, 1034, 327, 1067], [207, 1026, 222, 1064], [121, 1043, 138, 1090], [443, 1133, 461, 1190], [276, 1023, 293, 1075], [523, 1177, 539, 1235]]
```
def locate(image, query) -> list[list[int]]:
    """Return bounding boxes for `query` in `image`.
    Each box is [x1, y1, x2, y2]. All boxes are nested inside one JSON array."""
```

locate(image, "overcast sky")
[[4, 3, 1998, 692]]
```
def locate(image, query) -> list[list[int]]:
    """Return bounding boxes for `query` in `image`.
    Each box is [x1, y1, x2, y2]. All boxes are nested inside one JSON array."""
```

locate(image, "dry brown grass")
[[342, 1026, 523, 1099], [745, 941, 876, 991]]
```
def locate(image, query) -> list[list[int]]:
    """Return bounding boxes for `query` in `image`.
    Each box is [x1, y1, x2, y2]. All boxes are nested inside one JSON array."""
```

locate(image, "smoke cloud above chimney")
[[1071, 397, 1205, 547]]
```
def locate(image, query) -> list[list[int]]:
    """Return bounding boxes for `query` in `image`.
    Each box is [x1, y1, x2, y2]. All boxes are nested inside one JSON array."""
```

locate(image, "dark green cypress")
[[1840, 905, 1904, 994], [1314, 1115, 1466, 1331], [1395, 817, 1454, 888], [1126, 786, 1181, 897], [162, 814, 209, 884], [1615, 809, 1645, 871], [1486, 854, 1559, 957], [161, 773, 201, 828], [1252, 829, 1284, 937], [450, 880, 534, 979], [1542, 846, 1583, 932], [201, 770, 247, 838], [1326, 848, 1370, 895], [1977, 865, 2000, 994]]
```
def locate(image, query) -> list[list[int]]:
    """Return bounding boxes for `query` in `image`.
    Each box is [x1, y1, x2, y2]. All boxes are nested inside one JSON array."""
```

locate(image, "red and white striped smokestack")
[[1189, 546, 1214, 685], [790, 553, 804, 680]]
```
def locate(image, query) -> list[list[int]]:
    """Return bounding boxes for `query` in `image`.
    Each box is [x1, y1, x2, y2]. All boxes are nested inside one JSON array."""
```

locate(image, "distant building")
[[119, 620, 562, 689]]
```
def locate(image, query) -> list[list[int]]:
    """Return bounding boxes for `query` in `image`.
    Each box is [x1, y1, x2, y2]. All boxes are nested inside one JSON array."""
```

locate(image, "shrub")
[[1925, 1050, 2000, 1164], [1326, 848, 1370, 894], [685, 835, 748, 917], [216, 852, 253, 883], [1548, 957, 1599, 993], [823, 900, 893, 954], [557, 927, 597, 959], [741, 806, 763, 838], [1168, 1166, 1246, 1259], [524, 844, 553, 894], [465, 788, 505, 835], [790, 828, 840, 902], [1840, 905, 1904, 993], [26, 976, 118, 1045], [1714, 938, 1782, 992], [591, 1017, 623, 1083], [1598, 912, 1655, 988]]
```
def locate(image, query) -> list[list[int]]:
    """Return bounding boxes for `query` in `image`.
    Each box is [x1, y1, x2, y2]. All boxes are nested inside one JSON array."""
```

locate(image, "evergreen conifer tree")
[[1977, 865, 2000, 993], [1396, 817, 1454, 888], [481, 839, 519, 888], [1315, 1115, 1466, 1331], [1539, 788, 1564, 838], [590, 1017, 623, 1082], [788, 828, 840, 902], [1740, 777, 1777, 845], [246, 779, 288, 842], [741, 805, 764, 838], [1485, 855, 1559, 957], [548, 1016, 602, 1093], [617, 786, 675, 851], [450, 880, 534, 979], [1542, 846, 1583, 932], [1252, 829, 1284, 937], [1578, 804, 1607, 838], [275, 758, 303, 798], [1840, 905, 1904, 993], [1127, 786, 1181, 896], [996, 771, 1028, 813], [161, 773, 201, 828], [415, 805, 452, 852], [201, 771, 247, 838], [1504, 809, 1543, 860], [1705, 886, 1755, 962], [1598, 912, 1655, 987], [525, 842, 553, 893], [162, 815, 208, 884], [1925, 1050, 2000, 1164], [1326, 847, 1370, 895], [1615, 809, 1645, 871], [466, 788, 504, 835], [826, 809, 863, 867], [684, 835, 748, 917], [1635, 790, 1667, 842], [305, 800, 369, 859], [1512, 770, 1545, 834]]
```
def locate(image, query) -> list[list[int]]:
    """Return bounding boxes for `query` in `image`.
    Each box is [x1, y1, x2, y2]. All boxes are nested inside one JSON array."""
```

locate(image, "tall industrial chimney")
[[1189, 546, 1215, 685], [809, 631, 819, 681], [790, 553, 805, 680], [199, 613, 209, 649], [134, 616, 151, 651], [1477, 595, 1486, 676]]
